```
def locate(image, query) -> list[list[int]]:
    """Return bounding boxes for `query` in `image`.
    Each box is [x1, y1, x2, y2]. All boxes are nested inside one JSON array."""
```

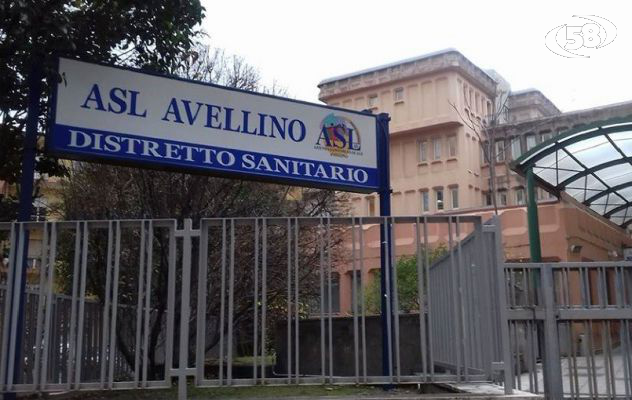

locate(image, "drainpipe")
[[526, 168, 542, 262]]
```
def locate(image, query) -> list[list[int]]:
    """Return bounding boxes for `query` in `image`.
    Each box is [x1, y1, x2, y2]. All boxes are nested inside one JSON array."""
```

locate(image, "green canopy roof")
[[512, 116, 632, 228]]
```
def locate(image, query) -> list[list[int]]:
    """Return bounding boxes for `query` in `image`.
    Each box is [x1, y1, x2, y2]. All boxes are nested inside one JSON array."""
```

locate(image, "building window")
[[350, 270, 362, 313], [516, 188, 525, 205], [540, 132, 553, 143], [485, 192, 493, 206], [495, 140, 505, 162], [324, 272, 340, 313], [448, 135, 457, 158], [393, 87, 404, 103], [367, 197, 376, 216], [433, 138, 442, 160], [451, 187, 459, 209], [421, 191, 429, 213], [526, 134, 536, 151], [511, 137, 522, 160], [418, 140, 428, 162], [368, 95, 378, 109], [435, 189, 444, 210], [498, 191, 508, 206], [32, 197, 48, 222]]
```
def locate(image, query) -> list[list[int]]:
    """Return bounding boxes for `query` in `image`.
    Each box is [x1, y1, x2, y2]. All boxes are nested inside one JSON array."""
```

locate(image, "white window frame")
[[516, 188, 525, 205], [451, 187, 459, 209], [421, 191, 429, 213], [526, 134, 536, 151], [435, 189, 444, 210], [448, 135, 457, 158], [393, 87, 404, 103], [367, 197, 376, 216], [418, 140, 428, 162], [511, 137, 522, 160], [495, 140, 505, 162], [540, 132, 553, 143], [368, 94, 378, 109], [498, 191, 508, 206], [433, 137, 442, 160]]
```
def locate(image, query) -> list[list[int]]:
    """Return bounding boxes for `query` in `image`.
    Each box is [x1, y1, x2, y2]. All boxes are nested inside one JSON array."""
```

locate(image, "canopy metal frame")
[[512, 116, 632, 229]]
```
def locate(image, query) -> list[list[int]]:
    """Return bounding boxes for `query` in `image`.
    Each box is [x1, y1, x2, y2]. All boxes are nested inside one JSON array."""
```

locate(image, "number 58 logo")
[[545, 15, 617, 58]]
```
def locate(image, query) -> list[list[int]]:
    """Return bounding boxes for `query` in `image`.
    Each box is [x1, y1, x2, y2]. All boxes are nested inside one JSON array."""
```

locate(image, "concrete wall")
[[275, 314, 427, 377]]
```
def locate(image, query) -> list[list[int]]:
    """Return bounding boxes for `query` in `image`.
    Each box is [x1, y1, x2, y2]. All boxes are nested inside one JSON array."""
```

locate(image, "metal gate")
[[503, 261, 632, 399], [0, 216, 511, 397]]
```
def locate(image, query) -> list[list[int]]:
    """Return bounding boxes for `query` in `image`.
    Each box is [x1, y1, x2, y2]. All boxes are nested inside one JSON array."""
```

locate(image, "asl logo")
[[545, 15, 617, 58], [315, 113, 362, 158]]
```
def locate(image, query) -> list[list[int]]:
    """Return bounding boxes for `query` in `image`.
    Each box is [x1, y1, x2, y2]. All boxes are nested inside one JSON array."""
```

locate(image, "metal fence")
[[0, 216, 511, 398], [503, 261, 632, 399]]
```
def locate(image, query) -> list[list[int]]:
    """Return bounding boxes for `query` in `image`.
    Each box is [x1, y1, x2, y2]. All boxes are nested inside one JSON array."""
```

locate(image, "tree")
[[54, 43, 348, 378], [365, 243, 448, 314], [450, 86, 510, 215], [0, 0, 205, 221]]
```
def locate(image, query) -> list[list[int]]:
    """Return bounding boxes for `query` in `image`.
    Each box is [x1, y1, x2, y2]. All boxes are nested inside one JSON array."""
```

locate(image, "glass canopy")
[[512, 117, 632, 227]]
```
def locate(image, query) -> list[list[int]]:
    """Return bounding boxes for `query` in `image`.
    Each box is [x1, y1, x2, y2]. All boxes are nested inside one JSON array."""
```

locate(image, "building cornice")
[[318, 49, 497, 102], [494, 99, 632, 137]]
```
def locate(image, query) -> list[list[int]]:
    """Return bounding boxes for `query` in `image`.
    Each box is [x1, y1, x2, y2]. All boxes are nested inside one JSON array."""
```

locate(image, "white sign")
[[49, 58, 380, 192]]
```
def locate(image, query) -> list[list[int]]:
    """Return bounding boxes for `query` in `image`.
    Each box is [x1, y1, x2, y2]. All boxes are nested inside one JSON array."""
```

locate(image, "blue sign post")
[[377, 113, 394, 381], [3, 61, 42, 400], [6, 57, 394, 392]]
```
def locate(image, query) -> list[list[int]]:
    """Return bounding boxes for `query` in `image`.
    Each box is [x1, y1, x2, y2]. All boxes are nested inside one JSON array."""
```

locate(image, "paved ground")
[[518, 346, 630, 397], [28, 383, 541, 400]]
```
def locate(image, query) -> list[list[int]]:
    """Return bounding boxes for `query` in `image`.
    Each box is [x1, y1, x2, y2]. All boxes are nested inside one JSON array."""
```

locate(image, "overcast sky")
[[200, 0, 631, 112]]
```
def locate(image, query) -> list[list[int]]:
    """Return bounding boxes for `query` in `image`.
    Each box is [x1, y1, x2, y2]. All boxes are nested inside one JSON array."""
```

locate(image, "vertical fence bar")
[[218, 220, 227, 385], [66, 222, 81, 390], [318, 218, 326, 384], [358, 217, 367, 382], [164, 222, 176, 384], [142, 221, 154, 387], [261, 219, 268, 383], [383, 217, 393, 383], [616, 266, 631, 397], [195, 221, 208, 384], [423, 217, 434, 380], [99, 222, 114, 388], [74, 222, 90, 388], [541, 263, 563, 399], [327, 218, 333, 383], [447, 217, 461, 380], [390, 219, 401, 382], [227, 219, 235, 385], [0, 223, 17, 391], [178, 219, 194, 399], [252, 219, 259, 383], [286, 218, 292, 384], [32, 223, 49, 389], [107, 222, 121, 388], [294, 218, 299, 384], [455, 217, 469, 380], [491, 217, 513, 394], [133, 222, 147, 386], [40, 223, 57, 389], [351, 217, 359, 384], [415, 218, 427, 379]]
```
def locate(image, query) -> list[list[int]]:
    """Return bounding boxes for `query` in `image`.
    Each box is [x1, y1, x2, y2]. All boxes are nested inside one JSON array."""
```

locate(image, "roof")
[[317, 48, 496, 87], [511, 116, 632, 227]]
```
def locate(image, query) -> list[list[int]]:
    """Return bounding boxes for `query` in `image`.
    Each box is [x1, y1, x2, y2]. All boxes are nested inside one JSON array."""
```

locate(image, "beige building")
[[320, 49, 497, 216], [318, 49, 632, 313]]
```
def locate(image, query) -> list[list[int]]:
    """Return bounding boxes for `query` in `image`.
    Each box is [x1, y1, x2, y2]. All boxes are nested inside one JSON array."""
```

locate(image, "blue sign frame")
[[47, 57, 385, 194]]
